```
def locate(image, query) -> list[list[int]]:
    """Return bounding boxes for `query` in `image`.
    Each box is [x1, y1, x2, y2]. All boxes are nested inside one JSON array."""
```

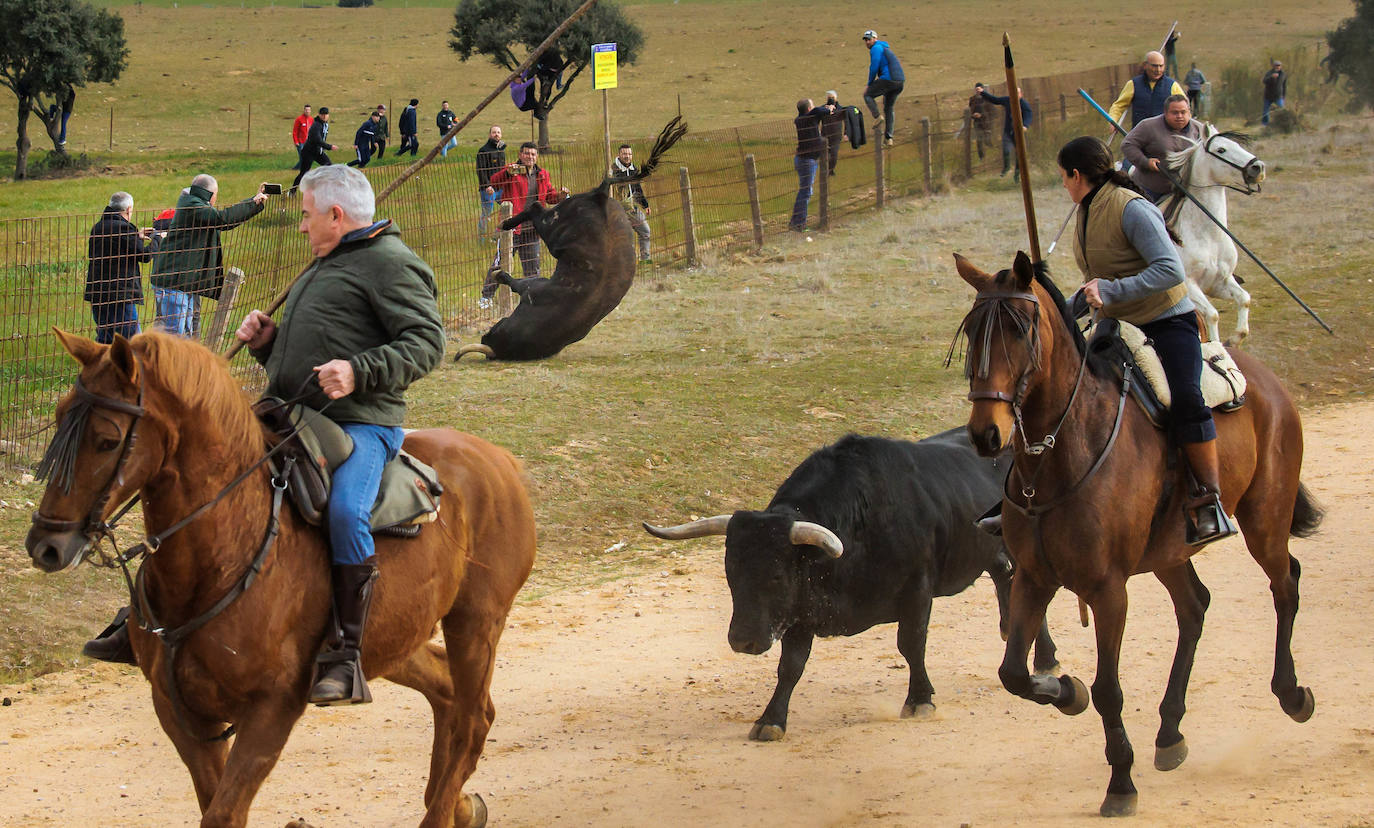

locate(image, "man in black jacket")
[[372, 104, 389, 158], [398, 99, 419, 157], [347, 111, 381, 168], [437, 100, 458, 157], [86, 191, 157, 343], [820, 91, 848, 176], [476, 124, 506, 234], [610, 143, 652, 261], [790, 98, 836, 231], [292, 107, 338, 191]]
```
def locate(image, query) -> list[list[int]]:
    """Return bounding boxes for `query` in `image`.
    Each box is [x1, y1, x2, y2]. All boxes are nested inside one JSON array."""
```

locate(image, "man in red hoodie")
[[291, 104, 312, 170], [486, 141, 569, 277]]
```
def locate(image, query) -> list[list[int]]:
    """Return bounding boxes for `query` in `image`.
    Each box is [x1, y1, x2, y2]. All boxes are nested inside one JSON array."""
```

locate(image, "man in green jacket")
[[237, 164, 444, 705], [150, 174, 268, 339]]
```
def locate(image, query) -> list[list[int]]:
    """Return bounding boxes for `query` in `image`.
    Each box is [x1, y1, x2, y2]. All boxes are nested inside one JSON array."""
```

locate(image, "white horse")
[[1163, 123, 1266, 346]]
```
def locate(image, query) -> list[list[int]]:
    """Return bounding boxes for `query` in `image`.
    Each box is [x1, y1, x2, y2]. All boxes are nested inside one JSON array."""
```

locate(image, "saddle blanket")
[[1116, 320, 1246, 409]]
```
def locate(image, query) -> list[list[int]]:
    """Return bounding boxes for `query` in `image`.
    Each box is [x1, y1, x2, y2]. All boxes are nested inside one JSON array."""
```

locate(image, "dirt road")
[[2, 402, 1371, 827]]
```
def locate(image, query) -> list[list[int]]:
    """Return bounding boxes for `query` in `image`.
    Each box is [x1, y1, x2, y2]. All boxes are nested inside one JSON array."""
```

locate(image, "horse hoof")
[[1100, 792, 1138, 817], [464, 792, 488, 828], [1033, 661, 1062, 677], [749, 723, 785, 742], [1055, 675, 1090, 716], [1154, 736, 1188, 771], [901, 702, 936, 720], [1286, 686, 1315, 723]]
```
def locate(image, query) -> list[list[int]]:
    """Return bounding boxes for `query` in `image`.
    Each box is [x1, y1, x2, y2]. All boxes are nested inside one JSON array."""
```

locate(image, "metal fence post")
[[679, 166, 698, 266], [874, 133, 885, 208], [498, 201, 515, 314], [743, 153, 764, 249], [921, 117, 933, 194], [205, 266, 245, 349]]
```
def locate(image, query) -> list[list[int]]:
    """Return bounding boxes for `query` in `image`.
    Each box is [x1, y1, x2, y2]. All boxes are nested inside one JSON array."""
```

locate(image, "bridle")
[[1174, 130, 1262, 196]]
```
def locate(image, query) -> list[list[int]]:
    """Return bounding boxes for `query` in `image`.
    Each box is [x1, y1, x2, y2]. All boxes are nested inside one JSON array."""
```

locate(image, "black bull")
[[455, 117, 687, 362], [644, 429, 1058, 741]]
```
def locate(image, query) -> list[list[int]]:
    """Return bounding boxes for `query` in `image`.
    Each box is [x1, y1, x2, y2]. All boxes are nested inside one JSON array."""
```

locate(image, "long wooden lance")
[[1002, 33, 1040, 262], [1077, 87, 1333, 335], [224, 0, 602, 359]]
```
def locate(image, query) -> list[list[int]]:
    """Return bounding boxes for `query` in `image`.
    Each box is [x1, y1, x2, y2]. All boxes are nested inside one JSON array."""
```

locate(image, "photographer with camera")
[[486, 141, 569, 278]]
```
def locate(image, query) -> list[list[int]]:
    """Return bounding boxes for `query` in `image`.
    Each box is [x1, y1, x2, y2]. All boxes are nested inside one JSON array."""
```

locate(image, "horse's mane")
[[134, 331, 264, 457]]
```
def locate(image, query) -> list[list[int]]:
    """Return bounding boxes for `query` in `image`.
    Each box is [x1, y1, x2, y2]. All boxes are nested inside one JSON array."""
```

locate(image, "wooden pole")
[[920, 116, 932, 194], [205, 267, 245, 349], [498, 202, 515, 315], [962, 110, 972, 180], [679, 166, 698, 266], [743, 153, 763, 249], [246, 102, 252, 153], [602, 88, 611, 170], [817, 154, 830, 231], [1003, 33, 1041, 262], [874, 132, 885, 208], [108, 106, 113, 151]]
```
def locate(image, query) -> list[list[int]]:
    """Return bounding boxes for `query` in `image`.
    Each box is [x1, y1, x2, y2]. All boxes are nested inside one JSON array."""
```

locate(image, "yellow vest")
[[1072, 182, 1188, 325]]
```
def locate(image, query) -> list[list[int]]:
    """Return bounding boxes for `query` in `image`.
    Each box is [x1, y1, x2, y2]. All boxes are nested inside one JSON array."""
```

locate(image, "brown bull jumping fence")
[[0, 61, 1133, 468]]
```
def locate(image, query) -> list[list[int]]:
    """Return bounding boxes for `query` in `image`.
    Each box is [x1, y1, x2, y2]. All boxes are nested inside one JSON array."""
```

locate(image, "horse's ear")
[[52, 328, 105, 366], [1012, 251, 1035, 290], [953, 253, 993, 290], [108, 334, 141, 385]]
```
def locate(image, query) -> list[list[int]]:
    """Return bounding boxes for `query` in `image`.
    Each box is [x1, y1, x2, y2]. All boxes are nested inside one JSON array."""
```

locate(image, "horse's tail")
[[1289, 482, 1324, 539], [598, 116, 688, 190]]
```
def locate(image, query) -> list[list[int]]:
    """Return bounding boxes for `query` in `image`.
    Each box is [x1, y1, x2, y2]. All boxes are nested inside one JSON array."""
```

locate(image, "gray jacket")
[[1122, 114, 1202, 197]]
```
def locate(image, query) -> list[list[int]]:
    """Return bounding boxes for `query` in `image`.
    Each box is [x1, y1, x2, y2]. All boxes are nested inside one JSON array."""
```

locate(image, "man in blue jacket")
[[861, 29, 904, 146], [347, 111, 382, 168], [980, 86, 1033, 180], [398, 99, 419, 157]]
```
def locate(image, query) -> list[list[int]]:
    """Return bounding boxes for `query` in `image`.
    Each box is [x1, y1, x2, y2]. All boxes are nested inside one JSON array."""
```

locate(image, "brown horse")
[[951, 252, 1322, 818], [25, 330, 535, 828]]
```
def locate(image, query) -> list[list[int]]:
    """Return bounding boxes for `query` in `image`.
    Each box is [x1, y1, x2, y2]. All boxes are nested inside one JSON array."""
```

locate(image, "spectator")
[[1262, 60, 1287, 125], [861, 29, 904, 146], [1183, 63, 1207, 113], [967, 82, 995, 161], [150, 174, 268, 339], [347, 111, 382, 168], [85, 191, 157, 344], [790, 97, 835, 231], [487, 141, 569, 278], [437, 100, 458, 157], [1164, 30, 1181, 80], [1122, 94, 1202, 201], [610, 142, 652, 262], [373, 104, 389, 158], [476, 124, 507, 233], [820, 90, 847, 176], [1108, 51, 1186, 128], [292, 107, 337, 192], [980, 86, 1033, 180], [398, 99, 419, 157], [291, 104, 312, 171]]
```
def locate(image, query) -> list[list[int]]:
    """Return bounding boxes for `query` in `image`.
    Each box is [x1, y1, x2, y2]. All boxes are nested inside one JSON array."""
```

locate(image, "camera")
[[510, 163, 530, 175], [262, 183, 283, 196]]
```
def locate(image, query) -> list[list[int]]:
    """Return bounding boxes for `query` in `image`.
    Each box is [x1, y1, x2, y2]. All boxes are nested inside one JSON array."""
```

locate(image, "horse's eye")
[[1216, 148, 1226, 154], [95, 437, 121, 452]]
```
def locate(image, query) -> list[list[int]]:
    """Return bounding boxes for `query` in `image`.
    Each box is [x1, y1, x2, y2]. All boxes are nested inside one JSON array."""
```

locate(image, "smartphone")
[[262, 183, 283, 196]]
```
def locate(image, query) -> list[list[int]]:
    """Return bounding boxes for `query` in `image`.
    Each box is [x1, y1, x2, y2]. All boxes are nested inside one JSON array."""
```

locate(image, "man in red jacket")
[[291, 104, 312, 170], [486, 141, 569, 277]]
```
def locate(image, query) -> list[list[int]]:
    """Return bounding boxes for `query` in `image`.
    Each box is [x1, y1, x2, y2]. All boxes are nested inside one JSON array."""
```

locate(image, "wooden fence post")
[[205, 266, 245, 349], [920, 117, 932, 194], [817, 156, 830, 231], [743, 153, 764, 249], [498, 201, 515, 314], [108, 106, 113, 150], [246, 102, 252, 152], [1060, 93, 1068, 122], [962, 110, 973, 180], [679, 166, 699, 266], [874, 133, 885, 209]]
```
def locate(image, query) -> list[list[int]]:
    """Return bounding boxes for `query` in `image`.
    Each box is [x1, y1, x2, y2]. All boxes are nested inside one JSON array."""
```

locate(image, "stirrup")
[[1185, 492, 1237, 547], [309, 649, 372, 706], [82, 607, 137, 665]]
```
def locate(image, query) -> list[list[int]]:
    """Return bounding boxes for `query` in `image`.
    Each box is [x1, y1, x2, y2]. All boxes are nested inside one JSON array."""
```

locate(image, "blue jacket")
[[980, 90, 1033, 137], [866, 40, 905, 84], [354, 117, 379, 147], [399, 104, 417, 135]]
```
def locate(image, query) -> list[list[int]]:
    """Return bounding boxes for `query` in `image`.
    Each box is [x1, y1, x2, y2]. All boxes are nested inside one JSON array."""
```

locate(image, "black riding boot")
[[1181, 440, 1238, 547], [309, 560, 379, 706], [82, 605, 137, 665]]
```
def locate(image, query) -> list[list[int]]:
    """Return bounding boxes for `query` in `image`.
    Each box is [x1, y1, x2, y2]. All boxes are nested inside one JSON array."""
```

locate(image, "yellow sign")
[[593, 42, 618, 90]]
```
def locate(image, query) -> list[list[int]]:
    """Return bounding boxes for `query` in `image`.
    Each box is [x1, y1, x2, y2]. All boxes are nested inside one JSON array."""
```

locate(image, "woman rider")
[[1058, 135, 1236, 546]]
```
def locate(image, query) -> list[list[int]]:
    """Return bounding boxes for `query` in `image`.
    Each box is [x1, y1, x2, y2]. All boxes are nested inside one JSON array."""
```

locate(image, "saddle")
[[252, 398, 443, 537], [1086, 318, 1246, 430]]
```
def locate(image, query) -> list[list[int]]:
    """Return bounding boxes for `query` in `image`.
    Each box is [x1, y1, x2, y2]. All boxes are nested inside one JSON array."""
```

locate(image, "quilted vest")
[[1130, 74, 1177, 126], [1073, 183, 1188, 326]]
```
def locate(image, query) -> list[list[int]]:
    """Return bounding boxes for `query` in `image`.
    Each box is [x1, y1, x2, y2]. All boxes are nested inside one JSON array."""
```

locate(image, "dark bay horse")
[[25, 330, 535, 828], [951, 252, 1321, 818]]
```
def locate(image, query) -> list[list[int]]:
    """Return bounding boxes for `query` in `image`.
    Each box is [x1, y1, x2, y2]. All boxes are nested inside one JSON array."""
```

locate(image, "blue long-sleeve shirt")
[[866, 40, 905, 84], [980, 90, 1033, 137]]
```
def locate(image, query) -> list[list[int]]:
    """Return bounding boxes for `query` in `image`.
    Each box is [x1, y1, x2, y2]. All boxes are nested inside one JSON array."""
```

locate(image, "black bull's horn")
[[641, 516, 844, 558]]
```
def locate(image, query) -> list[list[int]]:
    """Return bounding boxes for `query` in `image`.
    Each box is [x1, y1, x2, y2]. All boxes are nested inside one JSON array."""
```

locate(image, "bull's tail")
[[599, 116, 688, 189]]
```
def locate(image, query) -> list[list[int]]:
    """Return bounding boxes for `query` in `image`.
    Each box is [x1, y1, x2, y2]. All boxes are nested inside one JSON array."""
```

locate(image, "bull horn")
[[789, 521, 843, 558], [453, 343, 495, 363], [641, 515, 732, 540]]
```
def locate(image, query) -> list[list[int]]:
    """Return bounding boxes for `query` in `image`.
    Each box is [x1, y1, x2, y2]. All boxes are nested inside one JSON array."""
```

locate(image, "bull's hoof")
[[900, 702, 936, 720], [749, 722, 785, 742], [1284, 686, 1315, 723], [463, 792, 488, 828], [1099, 791, 1138, 817], [1054, 675, 1090, 716], [1153, 736, 1188, 771]]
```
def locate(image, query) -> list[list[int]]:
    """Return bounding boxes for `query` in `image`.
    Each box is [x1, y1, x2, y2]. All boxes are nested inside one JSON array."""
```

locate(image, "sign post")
[[593, 42, 618, 169]]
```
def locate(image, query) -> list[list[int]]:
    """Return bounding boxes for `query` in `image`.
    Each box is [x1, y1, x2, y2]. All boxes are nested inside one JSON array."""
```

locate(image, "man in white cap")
[[861, 29, 904, 146]]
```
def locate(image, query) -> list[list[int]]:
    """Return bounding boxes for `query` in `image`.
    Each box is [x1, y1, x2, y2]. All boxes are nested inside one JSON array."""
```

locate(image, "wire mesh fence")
[[0, 60, 1134, 468]]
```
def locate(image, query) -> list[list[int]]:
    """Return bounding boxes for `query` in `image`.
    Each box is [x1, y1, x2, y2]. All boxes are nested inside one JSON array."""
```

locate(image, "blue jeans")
[[790, 155, 818, 230], [90, 301, 140, 344], [479, 187, 502, 232], [1262, 97, 1284, 125], [439, 134, 458, 157], [153, 287, 199, 338], [328, 424, 405, 565]]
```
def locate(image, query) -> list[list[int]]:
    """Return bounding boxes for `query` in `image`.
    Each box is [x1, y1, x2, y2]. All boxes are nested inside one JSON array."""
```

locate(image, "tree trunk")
[[14, 96, 32, 180], [537, 114, 550, 151]]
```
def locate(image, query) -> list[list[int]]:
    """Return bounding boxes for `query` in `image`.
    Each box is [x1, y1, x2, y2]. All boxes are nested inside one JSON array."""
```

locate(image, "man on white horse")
[[1122, 94, 1201, 202]]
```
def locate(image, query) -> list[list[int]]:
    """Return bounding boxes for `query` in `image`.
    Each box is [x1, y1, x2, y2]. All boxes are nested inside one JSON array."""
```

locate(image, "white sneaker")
[[478, 298, 493, 310]]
